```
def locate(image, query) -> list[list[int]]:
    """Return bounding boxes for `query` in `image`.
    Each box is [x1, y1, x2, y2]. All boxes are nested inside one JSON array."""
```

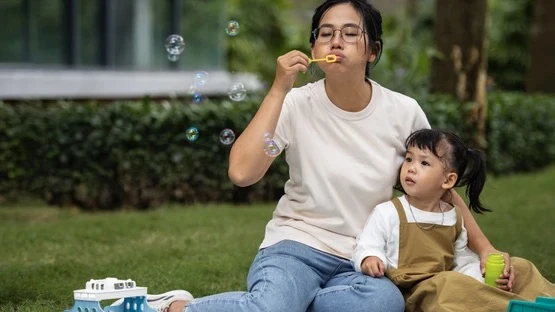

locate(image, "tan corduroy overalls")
[[386, 197, 462, 296], [385, 198, 555, 312]]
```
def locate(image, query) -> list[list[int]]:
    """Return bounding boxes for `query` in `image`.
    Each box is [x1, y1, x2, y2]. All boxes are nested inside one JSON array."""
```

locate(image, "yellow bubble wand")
[[309, 54, 337, 64]]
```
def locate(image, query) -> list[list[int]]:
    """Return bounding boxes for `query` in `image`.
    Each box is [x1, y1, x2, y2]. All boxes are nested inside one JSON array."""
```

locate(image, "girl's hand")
[[271, 50, 310, 94], [480, 248, 515, 291], [361, 256, 385, 278]]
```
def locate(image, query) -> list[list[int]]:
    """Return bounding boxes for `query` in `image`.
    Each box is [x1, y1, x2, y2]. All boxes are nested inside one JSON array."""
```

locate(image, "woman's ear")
[[442, 172, 458, 190], [368, 52, 377, 63], [368, 41, 381, 63]]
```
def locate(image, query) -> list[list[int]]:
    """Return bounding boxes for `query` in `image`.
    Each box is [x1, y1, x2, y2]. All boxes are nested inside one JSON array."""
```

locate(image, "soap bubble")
[[264, 140, 281, 157], [219, 129, 236, 145], [188, 85, 197, 95], [228, 82, 247, 102], [263, 132, 272, 141], [225, 20, 240, 36], [192, 92, 203, 104], [186, 127, 199, 141], [165, 34, 185, 55], [194, 71, 209, 86]]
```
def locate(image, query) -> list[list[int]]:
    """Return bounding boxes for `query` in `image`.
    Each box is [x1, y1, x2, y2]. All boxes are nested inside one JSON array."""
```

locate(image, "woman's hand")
[[444, 189, 514, 289], [480, 247, 515, 291], [271, 50, 310, 94], [496, 272, 512, 291]]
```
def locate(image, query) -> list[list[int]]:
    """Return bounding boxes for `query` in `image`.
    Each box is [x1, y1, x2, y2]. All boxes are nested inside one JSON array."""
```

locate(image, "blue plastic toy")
[[507, 296, 555, 312], [65, 278, 157, 312]]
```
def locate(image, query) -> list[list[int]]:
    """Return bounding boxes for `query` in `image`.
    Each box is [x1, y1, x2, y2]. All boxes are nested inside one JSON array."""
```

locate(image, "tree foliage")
[[487, 0, 534, 91], [226, 0, 294, 86]]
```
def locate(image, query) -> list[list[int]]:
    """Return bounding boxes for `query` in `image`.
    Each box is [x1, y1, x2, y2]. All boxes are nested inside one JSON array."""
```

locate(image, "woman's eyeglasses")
[[312, 25, 366, 43]]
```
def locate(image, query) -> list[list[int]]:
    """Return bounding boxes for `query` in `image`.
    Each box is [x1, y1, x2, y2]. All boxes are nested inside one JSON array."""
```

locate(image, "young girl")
[[353, 128, 555, 312]]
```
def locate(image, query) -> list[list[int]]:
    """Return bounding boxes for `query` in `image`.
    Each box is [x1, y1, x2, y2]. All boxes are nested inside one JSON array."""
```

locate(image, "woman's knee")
[[311, 275, 404, 312], [356, 276, 405, 311], [188, 293, 303, 312], [245, 250, 321, 311]]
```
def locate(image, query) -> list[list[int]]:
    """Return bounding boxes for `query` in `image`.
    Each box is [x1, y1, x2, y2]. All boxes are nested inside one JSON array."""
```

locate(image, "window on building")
[[0, 0, 226, 71]]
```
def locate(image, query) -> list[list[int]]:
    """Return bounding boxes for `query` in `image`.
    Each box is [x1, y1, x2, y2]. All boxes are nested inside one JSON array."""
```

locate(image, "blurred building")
[[0, 0, 262, 101]]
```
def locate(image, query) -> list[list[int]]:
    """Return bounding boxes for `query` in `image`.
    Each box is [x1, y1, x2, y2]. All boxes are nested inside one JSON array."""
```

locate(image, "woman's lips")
[[330, 53, 345, 61]]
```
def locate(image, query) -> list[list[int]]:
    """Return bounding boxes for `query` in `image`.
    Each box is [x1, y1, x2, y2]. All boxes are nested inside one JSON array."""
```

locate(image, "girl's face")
[[400, 145, 457, 199], [311, 3, 375, 76]]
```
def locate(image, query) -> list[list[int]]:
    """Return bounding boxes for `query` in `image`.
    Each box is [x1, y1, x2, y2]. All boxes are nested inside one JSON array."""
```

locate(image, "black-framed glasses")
[[312, 25, 366, 43]]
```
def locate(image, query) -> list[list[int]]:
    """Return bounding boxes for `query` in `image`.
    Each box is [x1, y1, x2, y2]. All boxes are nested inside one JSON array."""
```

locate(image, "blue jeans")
[[184, 240, 404, 312]]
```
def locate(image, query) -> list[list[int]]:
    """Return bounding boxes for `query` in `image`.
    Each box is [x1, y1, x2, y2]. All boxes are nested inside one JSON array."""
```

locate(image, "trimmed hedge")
[[419, 92, 555, 175], [0, 92, 553, 209], [486, 92, 555, 174]]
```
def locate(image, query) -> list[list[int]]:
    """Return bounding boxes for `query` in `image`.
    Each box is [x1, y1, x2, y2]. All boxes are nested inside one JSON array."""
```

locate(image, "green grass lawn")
[[1, 166, 554, 311]]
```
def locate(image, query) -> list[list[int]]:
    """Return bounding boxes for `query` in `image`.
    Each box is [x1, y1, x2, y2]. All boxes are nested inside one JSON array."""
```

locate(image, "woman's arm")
[[447, 189, 492, 254], [228, 50, 309, 187], [444, 189, 515, 290], [228, 88, 286, 187]]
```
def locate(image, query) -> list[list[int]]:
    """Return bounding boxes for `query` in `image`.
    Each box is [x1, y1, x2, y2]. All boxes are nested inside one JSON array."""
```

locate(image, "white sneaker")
[[111, 290, 193, 312]]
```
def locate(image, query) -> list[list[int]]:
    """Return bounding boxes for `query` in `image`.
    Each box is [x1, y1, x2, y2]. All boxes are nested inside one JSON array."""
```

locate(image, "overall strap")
[[454, 205, 463, 239], [392, 197, 408, 223]]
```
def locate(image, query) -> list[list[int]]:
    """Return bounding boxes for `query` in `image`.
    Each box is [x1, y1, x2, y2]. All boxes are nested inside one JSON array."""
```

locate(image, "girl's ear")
[[442, 172, 458, 190]]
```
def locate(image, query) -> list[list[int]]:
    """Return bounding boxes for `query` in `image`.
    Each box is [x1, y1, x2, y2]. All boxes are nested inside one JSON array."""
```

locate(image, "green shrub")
[[486, 92, 555, 175], [0, 98, 286, 209], [417, 93, 474, 142], [0, 91, 552, 210], [488, 0, 535, 91], [418, 92, 554, 175], [0, 103, 47, 199]]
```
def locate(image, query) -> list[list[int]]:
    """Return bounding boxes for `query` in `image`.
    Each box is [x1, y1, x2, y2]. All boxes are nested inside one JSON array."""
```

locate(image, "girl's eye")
[[421, 161, 430, 166], [405, 157, 412, 162]]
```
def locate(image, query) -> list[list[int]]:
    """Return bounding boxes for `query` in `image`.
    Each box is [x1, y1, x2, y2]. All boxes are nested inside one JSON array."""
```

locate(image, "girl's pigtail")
[[462, 148, 490, 214]]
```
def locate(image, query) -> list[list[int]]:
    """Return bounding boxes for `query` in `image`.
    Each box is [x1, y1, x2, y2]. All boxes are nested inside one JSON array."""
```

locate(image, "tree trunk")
[[406, 0, 417, 16], [430, 0, 489, 149], [526, 0, 555, 93]]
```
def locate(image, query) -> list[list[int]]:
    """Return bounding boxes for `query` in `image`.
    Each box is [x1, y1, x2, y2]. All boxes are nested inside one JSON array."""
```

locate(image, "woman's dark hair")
[[310, 0, 383, 77], [395, 128, 490, 214]]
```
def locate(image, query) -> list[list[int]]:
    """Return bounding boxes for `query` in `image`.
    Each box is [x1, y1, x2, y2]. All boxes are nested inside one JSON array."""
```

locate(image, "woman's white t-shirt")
[[260, 79, 430, 259]]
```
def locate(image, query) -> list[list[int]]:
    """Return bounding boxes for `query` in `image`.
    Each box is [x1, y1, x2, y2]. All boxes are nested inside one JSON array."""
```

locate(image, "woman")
[[131, 1, 514, 311]]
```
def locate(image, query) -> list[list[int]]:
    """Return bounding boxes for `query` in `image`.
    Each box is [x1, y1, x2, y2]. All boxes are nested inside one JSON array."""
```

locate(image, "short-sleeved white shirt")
[[260, 79, 430, 259]]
